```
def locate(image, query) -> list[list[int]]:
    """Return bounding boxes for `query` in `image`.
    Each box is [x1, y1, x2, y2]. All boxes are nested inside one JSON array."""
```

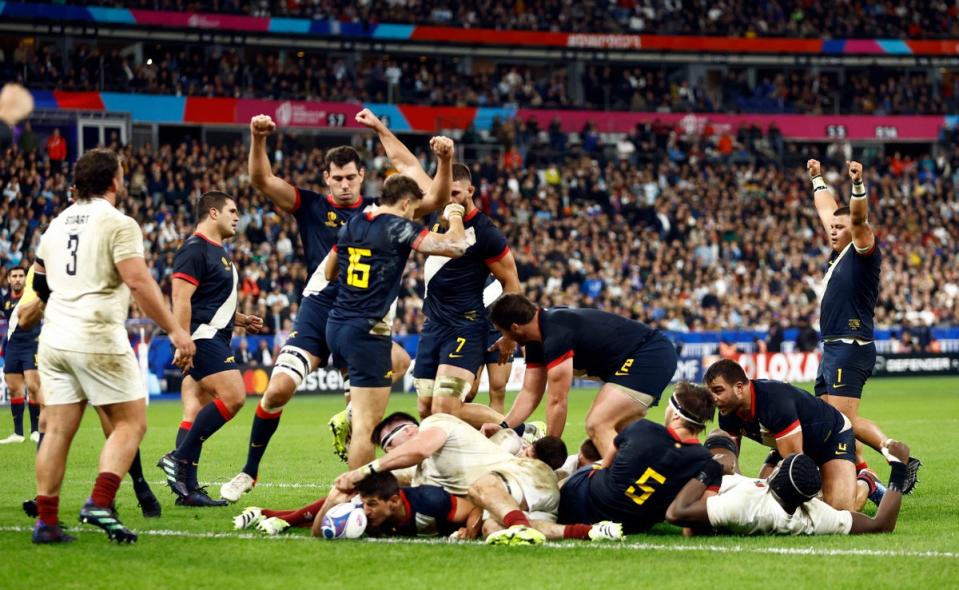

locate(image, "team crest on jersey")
[[221, 256, 232, 270], [847, 319, 861, 330], [325, 212, 342, 228]]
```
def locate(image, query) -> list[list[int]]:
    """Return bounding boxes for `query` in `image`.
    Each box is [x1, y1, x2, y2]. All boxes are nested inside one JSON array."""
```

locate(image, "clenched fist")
[[807, 159, 822, 178], [354, 108, 383, 130], [250, 114, 276, 138], [847, 160, 863, 183], [430, 136, 454, 160]]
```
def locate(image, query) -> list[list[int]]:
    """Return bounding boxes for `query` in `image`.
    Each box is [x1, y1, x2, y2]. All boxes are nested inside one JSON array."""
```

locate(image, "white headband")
[[669, 394, 705, 427]]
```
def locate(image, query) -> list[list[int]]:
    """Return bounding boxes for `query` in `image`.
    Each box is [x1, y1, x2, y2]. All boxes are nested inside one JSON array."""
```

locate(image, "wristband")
[[499, 420, 510, 430], [363, 460, 381, 476], [811, 175, 828, 191], [695, 458, 724, 485], [888, 462, 907, 492]]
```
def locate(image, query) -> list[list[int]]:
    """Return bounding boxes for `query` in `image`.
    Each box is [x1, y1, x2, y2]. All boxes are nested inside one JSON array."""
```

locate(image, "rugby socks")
[[503, 510, 531, 528], [176, 421, 192, 448], [128, 450, 150, 495], [174, 401, 235, 489], [37, 432, 44, 448], [264, 496, 328, 527], [243, 404, 283, 479], [27, 401, 40, 434], [563, 524, 592, 539], [90, 472, 122, 508], [10, 398, 25, 436], [856, 461, 870, 473], [37, 495, 59, 526]]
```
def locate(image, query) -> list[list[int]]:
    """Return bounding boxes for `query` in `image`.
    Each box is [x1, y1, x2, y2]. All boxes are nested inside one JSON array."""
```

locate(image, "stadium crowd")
[[33, 0, 959, 38], [3, 40, 956, 116], [1, 122, 957, 356]]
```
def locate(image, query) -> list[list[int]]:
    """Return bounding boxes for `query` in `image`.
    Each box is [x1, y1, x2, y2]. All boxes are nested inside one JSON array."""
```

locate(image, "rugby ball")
[[320, 502, 367, 540]]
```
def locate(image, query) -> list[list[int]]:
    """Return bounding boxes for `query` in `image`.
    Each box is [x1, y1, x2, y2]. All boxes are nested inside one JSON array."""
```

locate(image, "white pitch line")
[[1, 526, 956, 559]]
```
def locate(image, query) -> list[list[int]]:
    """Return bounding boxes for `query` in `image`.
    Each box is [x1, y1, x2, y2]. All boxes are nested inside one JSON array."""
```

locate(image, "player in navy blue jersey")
[[158, 191, 264, 507], [557, 382, 716, 534], [482, 294, 678, 460], [351, 108, 521, 428], [703, 358, 888, 512], [325, 135, 468, 469], [1, 266, 42, 444], [808, 159, 921, 495]]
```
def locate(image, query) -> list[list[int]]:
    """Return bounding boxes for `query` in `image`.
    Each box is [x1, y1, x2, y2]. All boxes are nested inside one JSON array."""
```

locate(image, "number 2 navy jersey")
[[290, 188, 377, 303], [820, 242, 881, 341], [371, 486, 460, 538], [718, 379, 849, 453], [172, 233, 239, 341], [583, 420, 713, 532], [422, 209, 509, 327], [329, 212, 427, 329], [524, 308, 657, 378]]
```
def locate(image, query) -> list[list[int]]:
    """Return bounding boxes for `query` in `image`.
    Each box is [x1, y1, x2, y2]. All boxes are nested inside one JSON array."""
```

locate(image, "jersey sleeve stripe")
[[172, 272, 199, 286], [484, 246, 510, 265], [411, 228, 430, 250], [773, 420, 802, 440], [290, 187, 302, 213], [855, 240, 877, 256], [546, 349, 574, 370], [446, 495, 458, 522]]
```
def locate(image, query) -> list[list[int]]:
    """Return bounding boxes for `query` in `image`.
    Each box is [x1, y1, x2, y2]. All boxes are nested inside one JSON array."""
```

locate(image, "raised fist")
[[250, 114, 276, 138], [847, 160, 863, 183], [354, 108, 382, 130], [430, 136, 454, 160], [806, 159, 822, 178]]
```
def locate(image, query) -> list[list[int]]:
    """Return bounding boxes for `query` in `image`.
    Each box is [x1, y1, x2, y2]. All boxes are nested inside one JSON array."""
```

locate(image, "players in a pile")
[[30, 148, 194, 544], [1, 265, 42, 444], [158, 191, 264, 507], [807, 158, 921, 496]]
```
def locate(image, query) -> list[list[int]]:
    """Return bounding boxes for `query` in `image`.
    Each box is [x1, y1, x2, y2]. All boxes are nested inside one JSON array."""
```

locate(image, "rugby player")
[[221, 115, 437, 501], [666, 433, 912, 535], [808, 159, 921, 495], [1, 266, 42, 444], [31, 148, 194, 543], [556, 382, 716, 534], [325, 136, 466, 469], [158, 191, 263, 507], [704, 358, 874, 511], [483, 294, 678, 458]]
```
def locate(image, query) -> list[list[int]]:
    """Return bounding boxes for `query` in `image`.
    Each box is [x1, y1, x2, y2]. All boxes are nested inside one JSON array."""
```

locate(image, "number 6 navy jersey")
[[290, 188, 377, 303], [329, 211, 427, 331], [172, 232, 239, 341]]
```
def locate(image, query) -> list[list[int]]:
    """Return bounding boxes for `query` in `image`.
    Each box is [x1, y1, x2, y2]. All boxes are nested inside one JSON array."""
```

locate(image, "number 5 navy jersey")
[[329, 211, 427, 331], [172, 232, 239, 341]]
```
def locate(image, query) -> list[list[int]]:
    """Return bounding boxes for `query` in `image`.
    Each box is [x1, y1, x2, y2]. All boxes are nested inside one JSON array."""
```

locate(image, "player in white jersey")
[[666, 432, 910, 535], [29, 148, 195, 544], [332, 412, 623, 545]]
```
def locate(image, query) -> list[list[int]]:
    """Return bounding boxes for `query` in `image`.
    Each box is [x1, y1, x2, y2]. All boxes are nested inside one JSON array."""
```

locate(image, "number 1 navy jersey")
[[524, 308, 657, 377], [371, 486, 460, 538], [718, 379, 849, 453], [582, 420, 713, 533], [422, 209, 509, 326], [820, 242, 881, 341], [329, 212, 427, 329], [290, 188, 377, 303], [172, 233, 239, 341]]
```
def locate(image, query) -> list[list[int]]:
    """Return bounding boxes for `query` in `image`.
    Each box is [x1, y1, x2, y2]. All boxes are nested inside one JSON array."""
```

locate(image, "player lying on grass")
[[331, 412, 623, 545], [233, 471, 482, 538], [666, 431, 912, 535]]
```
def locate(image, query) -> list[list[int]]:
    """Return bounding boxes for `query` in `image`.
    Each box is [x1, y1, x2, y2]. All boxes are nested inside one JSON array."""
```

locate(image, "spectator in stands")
[[794, 317, 820, 353], [234, 337, 254, 365], [256, 338, 273, 367], [45, 128, 66, 161]]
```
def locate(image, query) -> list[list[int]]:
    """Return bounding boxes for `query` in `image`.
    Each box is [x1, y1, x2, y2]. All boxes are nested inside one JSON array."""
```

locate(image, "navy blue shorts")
[[327, 320, 392, 387], [185, 337, 238, 382], [805, 426, 857, 466], [413, 320, 488, 380], [602, 333, 678, 407], [3, 338, 38, 374], [558, 467, 598, 524], [285, 294, 339, 368], [815, 341, 876, 399]]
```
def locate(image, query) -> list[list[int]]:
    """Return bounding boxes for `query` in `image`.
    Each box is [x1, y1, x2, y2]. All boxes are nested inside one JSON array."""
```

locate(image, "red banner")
[[234, 100, 363, 129]]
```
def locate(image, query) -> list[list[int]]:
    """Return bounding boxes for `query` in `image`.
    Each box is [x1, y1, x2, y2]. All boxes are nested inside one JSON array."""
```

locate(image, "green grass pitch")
[[1, 377, 957, 589]]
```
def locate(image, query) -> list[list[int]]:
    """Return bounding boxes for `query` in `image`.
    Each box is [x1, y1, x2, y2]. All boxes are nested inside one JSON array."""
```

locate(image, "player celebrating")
[[221, 115, 434, 501], [808, 159, 921, 494], [1, 266, 42, 444], [158, 191, 263, 507], [483, 293, 678, 458], [704, 358, 879, 511], [666, 434, 913, 535], [325, 136, 465, 469], [30, 148, 194, 544]]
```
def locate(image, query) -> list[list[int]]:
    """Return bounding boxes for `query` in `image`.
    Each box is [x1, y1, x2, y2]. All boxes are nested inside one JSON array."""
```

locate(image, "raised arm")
[[808, 159, 839, 237], [355, 108, 432, 191], [846, 161, 875, 253], [412, 138, 466, 257], [249, 115, 298, 212]]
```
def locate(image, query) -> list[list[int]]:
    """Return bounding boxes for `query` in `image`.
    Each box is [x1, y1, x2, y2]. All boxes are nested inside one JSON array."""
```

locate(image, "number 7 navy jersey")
[[329, 211, 427, 331], [172, 232, 239, 341]]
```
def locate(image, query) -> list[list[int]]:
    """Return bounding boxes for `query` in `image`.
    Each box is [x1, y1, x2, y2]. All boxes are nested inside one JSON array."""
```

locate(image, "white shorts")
[[491, 458, 560, 522], [39, 344, 146, 407]]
